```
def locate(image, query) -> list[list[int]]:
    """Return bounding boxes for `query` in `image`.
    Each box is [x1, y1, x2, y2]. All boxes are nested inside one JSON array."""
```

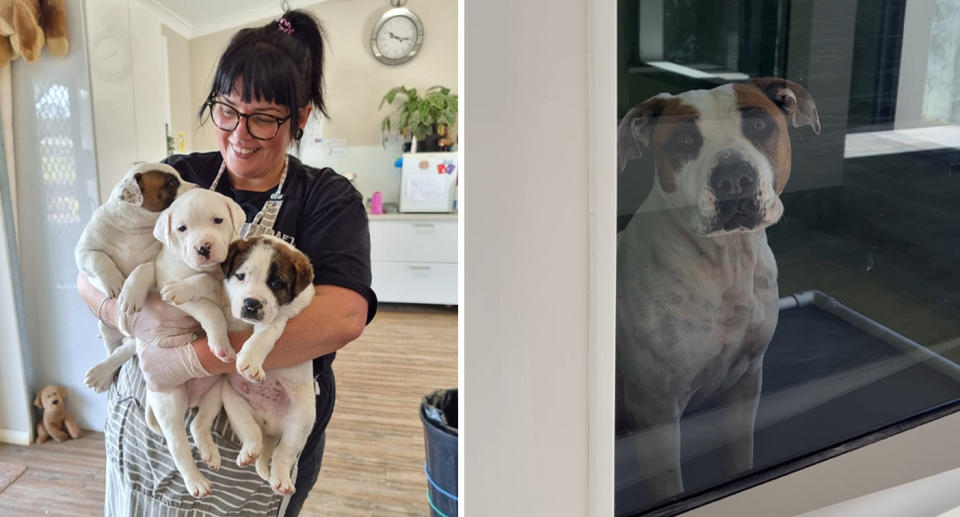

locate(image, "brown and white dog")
[[616, 78, 820, 499], [216, 235, 315, 495], [77, 162, 192, 393]]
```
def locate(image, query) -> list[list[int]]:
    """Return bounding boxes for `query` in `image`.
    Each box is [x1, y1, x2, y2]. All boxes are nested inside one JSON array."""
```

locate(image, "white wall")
[[462, 0, 590, 515]]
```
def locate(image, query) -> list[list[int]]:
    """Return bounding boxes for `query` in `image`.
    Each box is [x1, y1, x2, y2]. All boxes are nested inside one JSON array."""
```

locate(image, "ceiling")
[[145, 0, 327, 39]]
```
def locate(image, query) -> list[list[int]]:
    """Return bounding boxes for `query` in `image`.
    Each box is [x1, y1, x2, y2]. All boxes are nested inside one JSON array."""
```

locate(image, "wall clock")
[[370, 6, 424, 66]]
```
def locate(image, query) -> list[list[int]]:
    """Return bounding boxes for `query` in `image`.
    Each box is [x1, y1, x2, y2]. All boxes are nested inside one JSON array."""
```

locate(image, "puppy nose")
[[241, 298, 263, 319], [195, 242, 211, 258], [710, 157, 757, 201], [52, 400, 59, 405]]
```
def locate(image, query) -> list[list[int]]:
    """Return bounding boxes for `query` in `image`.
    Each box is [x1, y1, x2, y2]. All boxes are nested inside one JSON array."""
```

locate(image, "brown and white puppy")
[[77, 162, 192, 393], [616, 78, 820, 500], [215, 235, 316, 495]]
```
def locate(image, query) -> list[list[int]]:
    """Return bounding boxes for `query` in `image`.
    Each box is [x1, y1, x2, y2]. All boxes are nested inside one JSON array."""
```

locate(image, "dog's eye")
[[235, 273, 245, 281], [743, 114, 775, 139], [177, 224, 187, 232], [268, 277, 285, 289], [214, 217, 223, 224]]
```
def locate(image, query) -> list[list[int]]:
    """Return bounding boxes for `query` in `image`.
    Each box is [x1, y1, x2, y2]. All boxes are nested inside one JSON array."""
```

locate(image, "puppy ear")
[[153, 210, 172, 246], [221, 239, 251, 277], [291, 253, 314, 298], [225, 199, 246, 235], [58, 386, 67, 400], [618, 96, 668, 174], [749, 77, 821, 135], [33, 394, 41, 408], [118, 174, 144, 205]]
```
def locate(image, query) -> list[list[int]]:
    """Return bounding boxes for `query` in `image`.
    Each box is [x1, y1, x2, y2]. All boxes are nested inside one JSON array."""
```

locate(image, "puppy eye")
[[268, 277, 284, 289], [235, 273, 245, 281], [214, 217, 224, 224], [177, 225, 187, 232]]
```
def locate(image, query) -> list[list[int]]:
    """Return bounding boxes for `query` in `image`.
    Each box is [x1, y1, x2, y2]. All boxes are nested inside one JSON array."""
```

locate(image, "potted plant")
[[380, 85, 458, 152]]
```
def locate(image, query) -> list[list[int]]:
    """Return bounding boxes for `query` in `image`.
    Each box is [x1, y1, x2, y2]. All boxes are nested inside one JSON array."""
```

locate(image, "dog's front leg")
[[78, 250, 125, 298], [176, 299, 235, 360], [145, 387, 213, 498], [712, 361, 763, 476], [235, 321, 286, 383], [161, 273, 222, 305], [117, 262, 156, 318]]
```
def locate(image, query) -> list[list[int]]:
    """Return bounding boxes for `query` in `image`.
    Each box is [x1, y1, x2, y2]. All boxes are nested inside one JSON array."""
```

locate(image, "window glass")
[[616, 1, 960, 514]]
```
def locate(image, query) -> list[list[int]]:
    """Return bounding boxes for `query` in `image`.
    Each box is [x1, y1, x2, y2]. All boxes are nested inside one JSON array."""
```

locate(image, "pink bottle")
[[370, 191, 383, 215]]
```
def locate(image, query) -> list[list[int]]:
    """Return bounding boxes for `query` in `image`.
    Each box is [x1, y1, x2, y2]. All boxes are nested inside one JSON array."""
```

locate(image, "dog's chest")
[[227, 373, 294, 434]]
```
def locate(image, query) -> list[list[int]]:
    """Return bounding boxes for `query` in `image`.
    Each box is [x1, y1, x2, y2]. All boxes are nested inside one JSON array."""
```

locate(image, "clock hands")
[[388, 31, 411, 42]]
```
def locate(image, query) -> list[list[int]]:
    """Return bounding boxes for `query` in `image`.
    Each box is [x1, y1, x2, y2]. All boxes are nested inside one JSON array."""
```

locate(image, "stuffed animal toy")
[[34, 385, 82, 443], [0, 0, 69, 66]]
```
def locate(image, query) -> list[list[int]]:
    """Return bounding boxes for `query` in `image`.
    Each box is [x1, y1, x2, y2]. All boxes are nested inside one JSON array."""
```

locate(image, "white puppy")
[[77, 162, 191, 392], [122, 188, 246, 497]]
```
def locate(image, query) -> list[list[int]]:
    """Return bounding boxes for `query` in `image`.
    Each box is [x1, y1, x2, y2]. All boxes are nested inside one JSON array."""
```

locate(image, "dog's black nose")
[[241, 298, 262, 319], [710, 157, 758, 201], [196, 243, 211, 258], [52, 400, 59, 405]]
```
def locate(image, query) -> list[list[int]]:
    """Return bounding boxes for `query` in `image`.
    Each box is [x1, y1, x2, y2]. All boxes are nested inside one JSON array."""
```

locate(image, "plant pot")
[[403, 132, 449, 153]]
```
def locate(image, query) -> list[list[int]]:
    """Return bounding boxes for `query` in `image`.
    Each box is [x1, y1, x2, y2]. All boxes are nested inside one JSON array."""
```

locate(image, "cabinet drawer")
[[371, 261, 457, 305], [369, 220, 457, 263]]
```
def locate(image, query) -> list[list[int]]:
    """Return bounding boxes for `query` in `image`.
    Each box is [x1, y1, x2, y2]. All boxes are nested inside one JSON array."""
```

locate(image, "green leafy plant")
[[380, 85, 458, 148]]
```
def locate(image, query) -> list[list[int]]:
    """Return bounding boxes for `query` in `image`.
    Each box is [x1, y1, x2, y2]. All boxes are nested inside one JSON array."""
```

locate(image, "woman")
[[77, 10, 376, 516]]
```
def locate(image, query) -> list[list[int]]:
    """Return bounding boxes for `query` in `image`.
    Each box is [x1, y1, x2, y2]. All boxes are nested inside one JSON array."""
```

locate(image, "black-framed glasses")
[[206, 100, 291, 140]]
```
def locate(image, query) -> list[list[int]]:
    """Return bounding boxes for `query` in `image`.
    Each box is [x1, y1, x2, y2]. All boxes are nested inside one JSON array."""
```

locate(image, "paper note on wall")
[[405, 174, 447, 201]]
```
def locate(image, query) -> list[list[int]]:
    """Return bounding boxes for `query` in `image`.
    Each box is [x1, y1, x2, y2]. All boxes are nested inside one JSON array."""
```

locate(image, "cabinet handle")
[[408, 264, 432, 271], [412, 223, 435, 233]]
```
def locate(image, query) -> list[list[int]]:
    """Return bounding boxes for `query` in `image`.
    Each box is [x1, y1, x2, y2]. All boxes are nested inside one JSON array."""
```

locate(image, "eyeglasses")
[[206, 100, 291, 141]]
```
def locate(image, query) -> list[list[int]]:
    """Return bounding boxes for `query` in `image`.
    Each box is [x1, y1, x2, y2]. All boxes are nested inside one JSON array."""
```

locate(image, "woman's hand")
[[121, 292, 201, 348], [137, 341, 212, 392]]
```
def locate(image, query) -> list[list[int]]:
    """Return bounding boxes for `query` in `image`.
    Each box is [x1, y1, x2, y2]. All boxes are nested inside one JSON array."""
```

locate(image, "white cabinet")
[[369, 214, 458, 305]]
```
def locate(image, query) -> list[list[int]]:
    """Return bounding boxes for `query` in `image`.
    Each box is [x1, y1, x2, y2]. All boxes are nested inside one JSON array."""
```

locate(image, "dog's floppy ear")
[[118, 174, 144, 205], [618, 96, 668, 174], [221, 239, 252, 277], [58, 386, 67, 400], [749, 77, 821, 135], [224, 198, 246, 235], [290, 252, 314, 299], [153, 209, 173, 246], [33, 393, 42, 408]]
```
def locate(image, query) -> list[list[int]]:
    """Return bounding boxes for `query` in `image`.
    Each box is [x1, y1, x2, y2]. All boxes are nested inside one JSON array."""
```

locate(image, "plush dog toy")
[[0, 0, 69, 66], [34, 385, 82, 443]]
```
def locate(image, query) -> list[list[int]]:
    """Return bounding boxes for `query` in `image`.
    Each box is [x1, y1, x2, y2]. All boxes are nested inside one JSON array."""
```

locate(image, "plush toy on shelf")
[[0, 0, 69, 66], [34, 385, 82, 443]]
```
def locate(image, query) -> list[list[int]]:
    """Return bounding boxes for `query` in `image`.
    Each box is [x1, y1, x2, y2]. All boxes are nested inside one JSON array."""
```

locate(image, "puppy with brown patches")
[[76, 162, 193, 393], [616, 78, 820, 500]]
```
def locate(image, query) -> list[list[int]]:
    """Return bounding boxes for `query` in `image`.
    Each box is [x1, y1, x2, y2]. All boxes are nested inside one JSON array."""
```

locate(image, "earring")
[[295, 128, 304, 140]]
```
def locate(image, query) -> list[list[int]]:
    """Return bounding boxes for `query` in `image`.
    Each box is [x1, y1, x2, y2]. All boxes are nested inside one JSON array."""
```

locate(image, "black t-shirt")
[[164, 151, 377, 431]]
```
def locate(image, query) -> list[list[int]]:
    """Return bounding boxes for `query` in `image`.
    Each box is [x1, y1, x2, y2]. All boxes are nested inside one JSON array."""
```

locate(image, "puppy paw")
[[84, 363, 115, 393], [102, 272, 125, 299], [236, 446, 260, 468], [270, 473, 296, 496], [236, 357, 265, 383], [117, 289, 146, 316], [255, 455, 271, 481], [208, 339, 236, 362], [160, 281, 195, 305], [201, 447, 221, 471], [184, 473, 212, 498]]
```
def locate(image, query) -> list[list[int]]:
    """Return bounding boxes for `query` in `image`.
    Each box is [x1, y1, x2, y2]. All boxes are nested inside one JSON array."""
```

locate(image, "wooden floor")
[[0, 304, 458, 516]]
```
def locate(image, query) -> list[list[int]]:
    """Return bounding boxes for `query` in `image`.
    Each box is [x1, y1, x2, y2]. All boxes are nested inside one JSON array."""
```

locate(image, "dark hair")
[[198, 9, 327, 144]]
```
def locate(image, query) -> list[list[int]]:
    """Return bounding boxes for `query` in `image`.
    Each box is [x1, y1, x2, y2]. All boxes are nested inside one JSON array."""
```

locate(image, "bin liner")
[[421, 388, 458, 517]]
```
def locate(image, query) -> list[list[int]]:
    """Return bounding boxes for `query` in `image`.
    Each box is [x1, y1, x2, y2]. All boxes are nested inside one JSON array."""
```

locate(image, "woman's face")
[[212, 88, 304, 189]]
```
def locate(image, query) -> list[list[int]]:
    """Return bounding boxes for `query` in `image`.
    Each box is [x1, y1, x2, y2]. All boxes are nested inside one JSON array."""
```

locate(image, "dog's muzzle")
[[195, 242, 212, 259], [709, 156, 761, 231], [241, 297, 264, 321]]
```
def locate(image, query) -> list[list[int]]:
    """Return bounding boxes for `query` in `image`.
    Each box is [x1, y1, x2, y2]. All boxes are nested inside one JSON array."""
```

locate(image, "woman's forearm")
[[195, 284, 368, 374], [77, 273, 117, 328]]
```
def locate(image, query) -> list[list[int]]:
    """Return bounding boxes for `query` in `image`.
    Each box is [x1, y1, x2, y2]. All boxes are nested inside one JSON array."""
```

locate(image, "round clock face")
[[371, 8, 423, 65]]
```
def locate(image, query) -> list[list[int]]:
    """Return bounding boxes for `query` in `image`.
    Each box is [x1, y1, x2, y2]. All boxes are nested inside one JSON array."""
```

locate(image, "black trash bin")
[[420, 388, 458, 517]]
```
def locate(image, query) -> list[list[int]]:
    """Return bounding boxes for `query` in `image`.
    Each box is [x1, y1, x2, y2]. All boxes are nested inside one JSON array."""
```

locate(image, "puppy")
[[616, 78, 820, 499], [163, 235, 316, 494], [121, 188, 246, 497], [76, 162, 190, 392], [218, 235, 315, 494]]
